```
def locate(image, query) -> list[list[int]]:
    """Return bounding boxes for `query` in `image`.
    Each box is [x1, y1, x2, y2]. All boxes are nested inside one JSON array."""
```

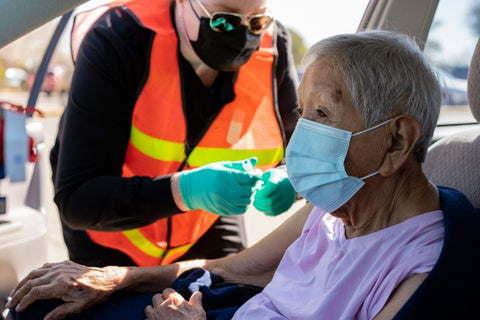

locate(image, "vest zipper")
[[177, 56, 232, 171], [184, 106, 226, 164]]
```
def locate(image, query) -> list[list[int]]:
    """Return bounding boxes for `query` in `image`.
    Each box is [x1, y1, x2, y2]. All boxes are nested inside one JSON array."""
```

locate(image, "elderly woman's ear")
[[379, 116, 421, 177]]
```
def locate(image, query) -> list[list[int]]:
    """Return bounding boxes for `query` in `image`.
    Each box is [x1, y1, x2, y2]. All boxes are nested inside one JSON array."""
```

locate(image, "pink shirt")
[[233, 207, 444, 320]]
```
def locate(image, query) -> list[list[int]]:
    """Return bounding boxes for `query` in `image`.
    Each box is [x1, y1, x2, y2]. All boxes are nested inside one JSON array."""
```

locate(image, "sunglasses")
[[190, 0, 274, 35]]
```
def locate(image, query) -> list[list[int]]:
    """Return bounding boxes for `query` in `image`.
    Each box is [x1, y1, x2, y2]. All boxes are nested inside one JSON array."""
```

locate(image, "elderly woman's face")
[[297, 59, 365, 132], [297, 58, 390, 179]]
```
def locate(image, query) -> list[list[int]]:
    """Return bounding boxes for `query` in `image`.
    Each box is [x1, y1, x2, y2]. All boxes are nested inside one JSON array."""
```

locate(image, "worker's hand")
[[253, 168, 296, 216], [144, 289, 206, 320], [6, 260, 127, 320], [179, 157, 262, 216]]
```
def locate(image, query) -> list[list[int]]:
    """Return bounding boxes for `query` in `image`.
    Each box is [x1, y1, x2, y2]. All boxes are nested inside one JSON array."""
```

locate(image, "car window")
[[424, 0, 478, 125]]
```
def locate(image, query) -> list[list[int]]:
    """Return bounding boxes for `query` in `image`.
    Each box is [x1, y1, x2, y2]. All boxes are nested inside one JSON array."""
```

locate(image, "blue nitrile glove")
[[253, 168, 296, 216], [179, 157, 262, 216]]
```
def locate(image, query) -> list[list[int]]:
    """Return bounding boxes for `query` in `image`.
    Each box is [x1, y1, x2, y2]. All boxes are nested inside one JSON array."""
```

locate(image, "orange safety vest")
[[72, 0, 284, 266]]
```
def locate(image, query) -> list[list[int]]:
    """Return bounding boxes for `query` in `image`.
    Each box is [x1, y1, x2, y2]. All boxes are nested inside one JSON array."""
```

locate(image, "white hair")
[[303, 30, 441, 162]]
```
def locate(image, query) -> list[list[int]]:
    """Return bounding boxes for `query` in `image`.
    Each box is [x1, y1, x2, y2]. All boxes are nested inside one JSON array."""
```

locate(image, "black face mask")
[[190, 17, 262, 71]]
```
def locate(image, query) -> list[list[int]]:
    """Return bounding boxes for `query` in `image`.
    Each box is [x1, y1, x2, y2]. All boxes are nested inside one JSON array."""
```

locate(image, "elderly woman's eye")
[[316, 109, 327, 117], [296, 107, 303, 116]]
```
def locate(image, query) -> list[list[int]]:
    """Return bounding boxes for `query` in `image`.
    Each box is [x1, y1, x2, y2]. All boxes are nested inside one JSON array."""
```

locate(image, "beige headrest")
[[468, 38, 480, 122]]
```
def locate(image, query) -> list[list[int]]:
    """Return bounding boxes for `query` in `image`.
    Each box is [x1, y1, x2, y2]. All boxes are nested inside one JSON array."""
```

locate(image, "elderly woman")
[[6, 30, 480, 320]]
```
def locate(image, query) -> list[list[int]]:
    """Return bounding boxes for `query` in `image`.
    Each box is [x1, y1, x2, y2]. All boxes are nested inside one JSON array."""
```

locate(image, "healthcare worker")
[[50, 0, 299, 267]]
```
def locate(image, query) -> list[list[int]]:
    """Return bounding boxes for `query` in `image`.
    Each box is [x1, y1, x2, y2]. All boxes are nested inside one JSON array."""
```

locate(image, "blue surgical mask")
[[286, 118, 393, 212]]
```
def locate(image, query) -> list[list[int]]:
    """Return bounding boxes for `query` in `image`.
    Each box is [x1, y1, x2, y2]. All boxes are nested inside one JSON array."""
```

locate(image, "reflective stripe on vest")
[[130, 123, 284, 168], [74, 0, 283, 266], [122, 229, 193, 260]]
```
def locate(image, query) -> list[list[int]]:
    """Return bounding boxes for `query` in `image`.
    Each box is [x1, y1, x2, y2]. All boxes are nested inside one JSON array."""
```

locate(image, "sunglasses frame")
[[190, 0, 274, 35]]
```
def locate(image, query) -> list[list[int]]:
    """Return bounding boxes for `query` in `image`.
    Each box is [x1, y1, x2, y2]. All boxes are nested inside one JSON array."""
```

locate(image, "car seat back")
[[423, 37, 480, 208]]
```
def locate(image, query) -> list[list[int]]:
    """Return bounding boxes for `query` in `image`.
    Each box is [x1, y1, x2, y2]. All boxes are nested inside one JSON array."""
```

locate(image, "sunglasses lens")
[[249, 15, 273, 34], [210, 12, 274, 34], [210, 13, 242, 32]]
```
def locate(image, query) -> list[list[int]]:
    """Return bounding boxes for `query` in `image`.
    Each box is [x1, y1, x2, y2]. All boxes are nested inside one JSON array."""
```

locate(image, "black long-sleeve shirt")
[[50, 4, 298, 265]]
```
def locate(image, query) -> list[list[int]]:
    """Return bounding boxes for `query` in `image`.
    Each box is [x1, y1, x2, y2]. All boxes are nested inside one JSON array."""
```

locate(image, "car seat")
[[423, 37, 480, 208]]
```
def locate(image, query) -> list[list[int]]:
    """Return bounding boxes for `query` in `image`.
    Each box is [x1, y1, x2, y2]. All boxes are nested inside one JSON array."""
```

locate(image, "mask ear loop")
[[188, 0, 203, 20], [180, 0, 201, 51], [360, 170, 379, 181], [353, 118, 395, 181], [352, 118, 394, 136]]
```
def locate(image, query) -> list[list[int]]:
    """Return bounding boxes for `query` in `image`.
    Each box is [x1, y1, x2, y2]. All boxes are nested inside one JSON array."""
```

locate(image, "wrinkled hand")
[[144, 288, 206, 320], [179, 157, 262, 216], [6, 260, 127, 320], [253, 168, 296, 216]]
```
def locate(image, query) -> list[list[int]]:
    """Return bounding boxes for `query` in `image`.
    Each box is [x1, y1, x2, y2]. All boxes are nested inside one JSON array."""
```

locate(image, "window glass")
[[424, 0, 479, 125]]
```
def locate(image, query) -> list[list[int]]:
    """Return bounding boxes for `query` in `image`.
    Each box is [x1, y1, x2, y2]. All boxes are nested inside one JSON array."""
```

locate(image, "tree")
[[287, 28, 308, 67]]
